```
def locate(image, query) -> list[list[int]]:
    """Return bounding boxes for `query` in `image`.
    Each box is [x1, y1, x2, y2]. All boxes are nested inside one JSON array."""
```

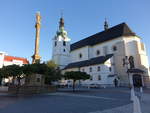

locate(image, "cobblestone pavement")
[[0, 87, 149, 113], [89, 90, 150, 113]]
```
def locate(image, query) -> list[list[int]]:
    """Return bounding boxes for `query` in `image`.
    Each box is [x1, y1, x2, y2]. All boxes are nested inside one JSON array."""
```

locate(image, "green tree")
[[64, 71, 90, 92], [0, 63, 62, 86], [46, 60, 57, 69]]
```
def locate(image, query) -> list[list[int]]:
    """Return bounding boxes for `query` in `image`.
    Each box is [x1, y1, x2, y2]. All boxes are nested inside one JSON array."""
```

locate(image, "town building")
[[52, 18, 150, 87], [0, 52, 29, 68], [0, 51, 29, 85]]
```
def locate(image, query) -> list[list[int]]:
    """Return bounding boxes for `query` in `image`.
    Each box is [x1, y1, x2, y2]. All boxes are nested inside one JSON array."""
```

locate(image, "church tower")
[[52, 17, 71, 69], [32, 12, 41, 64]]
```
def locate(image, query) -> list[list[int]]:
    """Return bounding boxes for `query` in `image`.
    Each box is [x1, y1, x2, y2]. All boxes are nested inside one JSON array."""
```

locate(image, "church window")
[[97, 66, 101, 71], [90, 76, 93, 80], [141, 43, 145, 51], [103, 46, 108, 55], [63, 41, 66, 46], [55, 41, 57, 46], [109, 67, 112, 72], [112, 46, 117, 51], [89, 67, 92, 72], [96, 50, 100, 56], [79, 53, 82, 58], [37, 78, 40, 82], [98, 75, 101, 80], [63, 49, 66, 52], [82, 68, 85, 72]]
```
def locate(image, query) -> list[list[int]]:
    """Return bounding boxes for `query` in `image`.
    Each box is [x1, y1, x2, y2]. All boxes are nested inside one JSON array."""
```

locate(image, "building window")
[[112, 46, 117, 51], [98, 75, 101, 80], [37, 78, 40, 82], [97, 66, 101, 71], [79, 53, 82, 58], [109, 67, 112, 72], [55, 41, 57, 46], [90, 76, 93, 80], [96, 50, 100, 56], [63, 49, 65, 52], [89, 67, 92, 72], [82, 68, 85, 72], [103, 46, 108, 55], [63, 41, 66, 46], [141, 43, 145, 51]]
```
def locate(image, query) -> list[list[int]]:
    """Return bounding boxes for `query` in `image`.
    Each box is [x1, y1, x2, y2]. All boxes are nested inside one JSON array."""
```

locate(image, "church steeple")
[[104, 18, 109, 30], [52, 16, 71, 69], [59, 17, 64, 29]]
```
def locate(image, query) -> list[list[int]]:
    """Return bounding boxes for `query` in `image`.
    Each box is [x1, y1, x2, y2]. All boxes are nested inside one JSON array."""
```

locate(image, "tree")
[[0, 63, 62, 86], [64, 71, 90, 92], [23, 63, 61, 85], [46, 60, 57, 69]]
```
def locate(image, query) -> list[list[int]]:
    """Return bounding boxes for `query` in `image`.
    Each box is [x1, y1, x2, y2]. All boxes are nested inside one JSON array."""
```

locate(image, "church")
[[52, 17, 150, 87]]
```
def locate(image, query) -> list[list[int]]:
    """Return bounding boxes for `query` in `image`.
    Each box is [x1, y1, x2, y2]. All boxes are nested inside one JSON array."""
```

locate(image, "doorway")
[[133, 74, 142, 87]]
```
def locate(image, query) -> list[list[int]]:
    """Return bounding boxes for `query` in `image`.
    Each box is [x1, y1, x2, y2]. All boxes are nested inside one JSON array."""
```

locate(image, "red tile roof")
[[4, 56, 29, 64]]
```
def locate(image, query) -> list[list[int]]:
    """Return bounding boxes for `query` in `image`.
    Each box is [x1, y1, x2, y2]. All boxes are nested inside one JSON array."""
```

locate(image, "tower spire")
[[59, 17, 64, 29], [104, 18, 109, 30], [59, 10, 64, 30], [32, 12, 41, 64]]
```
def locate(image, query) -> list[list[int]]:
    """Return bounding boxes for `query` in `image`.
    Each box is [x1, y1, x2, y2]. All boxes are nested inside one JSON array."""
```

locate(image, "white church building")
[[52, 17, 150, 87]]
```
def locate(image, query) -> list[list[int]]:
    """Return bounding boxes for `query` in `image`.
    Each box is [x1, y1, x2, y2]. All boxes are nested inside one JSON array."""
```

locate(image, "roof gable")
[[71, 23, 135, 51]]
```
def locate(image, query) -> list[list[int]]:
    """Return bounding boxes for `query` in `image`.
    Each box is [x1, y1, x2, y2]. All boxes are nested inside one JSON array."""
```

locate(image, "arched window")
[[97, 66, 101, 71], [89, 67, 92, 72], [63, 41, 66, 46], [96, 50, 100, 56], [79, 53, 82, 58], [90, 76, 93, 81], [98, 75, 101, 80], [55, 41, 57, 46], [82, 68, 85, 72], [109, 67, 112, 72], [112, 46, 117, 51], [63, 49, 65, 52]]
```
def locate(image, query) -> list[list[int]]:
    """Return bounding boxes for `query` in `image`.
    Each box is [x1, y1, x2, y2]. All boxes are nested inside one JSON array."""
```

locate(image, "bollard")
[[131, 88, 135, 101], [140, 87, 143, 93], [133, 96, 142, 113]]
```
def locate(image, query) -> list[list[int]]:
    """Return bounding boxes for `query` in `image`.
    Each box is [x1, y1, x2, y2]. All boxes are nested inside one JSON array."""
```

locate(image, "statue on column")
[[128, 56, 135, 69]]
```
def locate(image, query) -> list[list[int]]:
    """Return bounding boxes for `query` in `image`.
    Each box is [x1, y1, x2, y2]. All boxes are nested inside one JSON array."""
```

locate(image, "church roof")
[[71, 23, 136, 51], [64, 54, 113, 69]]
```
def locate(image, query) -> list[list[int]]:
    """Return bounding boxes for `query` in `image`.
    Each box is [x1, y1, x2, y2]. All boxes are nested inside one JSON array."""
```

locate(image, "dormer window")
[[63, 41, 66, 46]]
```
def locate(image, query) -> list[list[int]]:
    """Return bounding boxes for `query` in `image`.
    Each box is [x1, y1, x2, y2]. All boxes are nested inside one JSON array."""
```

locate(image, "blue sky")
[[0, 0, 150, 63]]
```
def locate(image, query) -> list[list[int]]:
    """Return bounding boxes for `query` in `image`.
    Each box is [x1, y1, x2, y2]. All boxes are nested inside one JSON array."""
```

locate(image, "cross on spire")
[[104, 18, 109, 30]]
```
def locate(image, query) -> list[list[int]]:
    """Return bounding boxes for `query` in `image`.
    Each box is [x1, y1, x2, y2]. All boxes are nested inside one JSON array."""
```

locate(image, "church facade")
[[52, 18, 150, 87]]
